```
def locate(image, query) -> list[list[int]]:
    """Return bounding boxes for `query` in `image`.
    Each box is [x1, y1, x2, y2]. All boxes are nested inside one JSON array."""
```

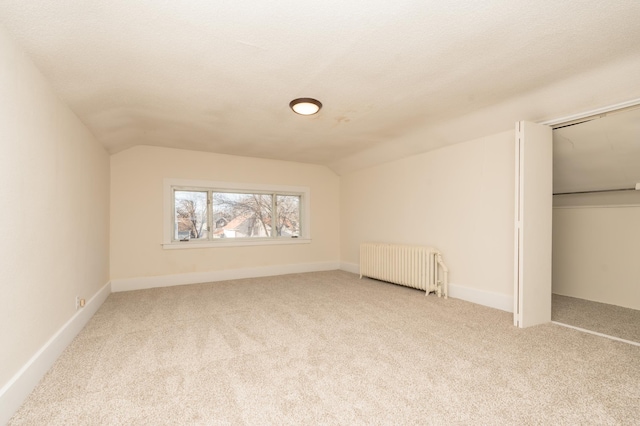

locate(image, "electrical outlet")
[[75, 296, 86, 310]]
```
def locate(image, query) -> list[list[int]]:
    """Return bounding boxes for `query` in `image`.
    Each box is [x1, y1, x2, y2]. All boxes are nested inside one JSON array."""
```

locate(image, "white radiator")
[[359, 243, 448, 298]]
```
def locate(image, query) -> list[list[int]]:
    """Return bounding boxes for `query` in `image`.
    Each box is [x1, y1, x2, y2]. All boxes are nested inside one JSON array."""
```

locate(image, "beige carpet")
[[10, 271, 640, 425], [552, 294, 640, 343]]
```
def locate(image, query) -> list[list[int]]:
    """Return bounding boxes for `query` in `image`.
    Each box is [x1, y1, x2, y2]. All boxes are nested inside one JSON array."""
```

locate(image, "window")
[[175, 190, 209, 241], [212, 192, 275, 239], [163, 179, 310, 248]]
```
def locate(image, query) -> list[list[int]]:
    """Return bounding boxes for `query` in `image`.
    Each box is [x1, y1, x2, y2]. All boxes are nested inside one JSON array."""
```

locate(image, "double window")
[[164, 179, 309, 248]]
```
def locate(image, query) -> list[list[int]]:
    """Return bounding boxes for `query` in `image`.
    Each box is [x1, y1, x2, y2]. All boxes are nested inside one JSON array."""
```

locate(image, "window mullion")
[[272, 193, 277, 239], [299, 194, 303, 239], [208, 190, 213, 241], [172, 188, 178, 241]]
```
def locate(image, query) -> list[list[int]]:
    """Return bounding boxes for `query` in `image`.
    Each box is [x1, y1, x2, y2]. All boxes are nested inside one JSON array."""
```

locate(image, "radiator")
[[359, 243, 448, 298]]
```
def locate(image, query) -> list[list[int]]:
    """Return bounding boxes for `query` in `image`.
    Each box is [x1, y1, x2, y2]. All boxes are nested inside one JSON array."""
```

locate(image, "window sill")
[[162, 238, 311, 250]]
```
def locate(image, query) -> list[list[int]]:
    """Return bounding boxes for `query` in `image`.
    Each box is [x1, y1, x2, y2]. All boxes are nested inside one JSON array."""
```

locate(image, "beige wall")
[[110, 146, 340, 280], [553, 206, 640, 310], [340, 130, 515, 299], [0, 27, 110, 388]]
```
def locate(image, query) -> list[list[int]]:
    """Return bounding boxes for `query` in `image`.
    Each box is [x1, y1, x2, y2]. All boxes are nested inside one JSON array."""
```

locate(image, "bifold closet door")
[[514, 121, 553, 328]]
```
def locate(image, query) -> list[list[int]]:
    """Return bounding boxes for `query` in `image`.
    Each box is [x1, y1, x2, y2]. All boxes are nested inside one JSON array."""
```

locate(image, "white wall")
[[0, 25, 110, 416], [110, 146, 340, 286], [553, 206, 640, 310], [340, 130, 515, 310]]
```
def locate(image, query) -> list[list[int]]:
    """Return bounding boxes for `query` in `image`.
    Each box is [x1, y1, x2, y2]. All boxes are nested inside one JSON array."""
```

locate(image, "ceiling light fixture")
[[289, 98, 322, 115]]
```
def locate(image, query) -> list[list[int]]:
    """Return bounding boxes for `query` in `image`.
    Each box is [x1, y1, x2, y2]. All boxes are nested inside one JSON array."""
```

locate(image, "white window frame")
[[163, 178, 311, 249]]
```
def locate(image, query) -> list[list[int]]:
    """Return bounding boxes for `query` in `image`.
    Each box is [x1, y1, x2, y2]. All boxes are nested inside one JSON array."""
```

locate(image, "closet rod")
[[554, 187, 637, 196]]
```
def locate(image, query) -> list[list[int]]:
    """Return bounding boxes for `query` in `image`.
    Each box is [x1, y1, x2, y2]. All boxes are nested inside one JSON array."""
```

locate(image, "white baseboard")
[[340, 262, 513, 312], [0, 281, 111, 425], [448, 283, 513, 313], [340, 261, 359, 275], [111, 261, 341, 292], [340, 261, 513, 313]]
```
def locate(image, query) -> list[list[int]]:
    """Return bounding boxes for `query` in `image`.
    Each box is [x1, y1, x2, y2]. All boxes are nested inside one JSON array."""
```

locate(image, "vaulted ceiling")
[[1, 1, 640, 175], [553, 106, 640, 205]]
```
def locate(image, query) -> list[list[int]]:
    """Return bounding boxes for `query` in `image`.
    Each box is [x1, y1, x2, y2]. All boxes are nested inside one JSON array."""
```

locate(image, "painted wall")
[[340, 130, 515, 310], [110, 146, 340, 282], [553, 206, 640, 310], [0, 27, 110, 390]]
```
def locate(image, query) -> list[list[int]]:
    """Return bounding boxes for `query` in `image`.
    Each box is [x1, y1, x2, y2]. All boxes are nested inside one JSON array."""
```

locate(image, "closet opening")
[[546, 103, 640, 344]]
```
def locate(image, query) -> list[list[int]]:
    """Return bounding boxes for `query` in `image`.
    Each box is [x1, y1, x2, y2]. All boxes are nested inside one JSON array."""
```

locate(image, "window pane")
[[212, 192, 272, 238], [174, 191, 208, 240], [276, 195, 300, 237]]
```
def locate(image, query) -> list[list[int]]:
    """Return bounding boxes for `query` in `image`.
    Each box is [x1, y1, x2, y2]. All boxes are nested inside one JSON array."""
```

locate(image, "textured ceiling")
[[1, 1, 640, 175]]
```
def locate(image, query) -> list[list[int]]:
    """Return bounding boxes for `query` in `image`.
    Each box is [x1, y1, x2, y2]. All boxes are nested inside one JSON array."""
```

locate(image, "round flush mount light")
[[289, 98, 322, 115]]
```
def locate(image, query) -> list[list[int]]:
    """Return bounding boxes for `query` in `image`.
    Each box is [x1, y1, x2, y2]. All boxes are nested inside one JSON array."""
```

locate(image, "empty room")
[[1, 1, 639, 424]]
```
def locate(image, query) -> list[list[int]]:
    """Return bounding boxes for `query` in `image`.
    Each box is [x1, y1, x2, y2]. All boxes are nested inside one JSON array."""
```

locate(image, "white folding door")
[[514, 121, 553, 327]]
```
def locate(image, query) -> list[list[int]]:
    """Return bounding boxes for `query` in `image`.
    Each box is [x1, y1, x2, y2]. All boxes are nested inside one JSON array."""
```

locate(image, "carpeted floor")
[[552, 294, 640, 343], [10, 271, 640, 424]]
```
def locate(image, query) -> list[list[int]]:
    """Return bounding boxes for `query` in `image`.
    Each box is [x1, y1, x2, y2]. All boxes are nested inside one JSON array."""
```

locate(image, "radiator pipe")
[[436, 253, 449, 299]]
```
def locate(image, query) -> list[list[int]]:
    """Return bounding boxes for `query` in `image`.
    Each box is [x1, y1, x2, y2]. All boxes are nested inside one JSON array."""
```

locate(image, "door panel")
[[514, 121, 553, 328]]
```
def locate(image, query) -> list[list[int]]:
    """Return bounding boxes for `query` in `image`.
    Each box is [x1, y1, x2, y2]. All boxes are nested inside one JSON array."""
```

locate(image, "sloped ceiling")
[[553, 107, 640, 204], [1, 1, 640, 175]]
